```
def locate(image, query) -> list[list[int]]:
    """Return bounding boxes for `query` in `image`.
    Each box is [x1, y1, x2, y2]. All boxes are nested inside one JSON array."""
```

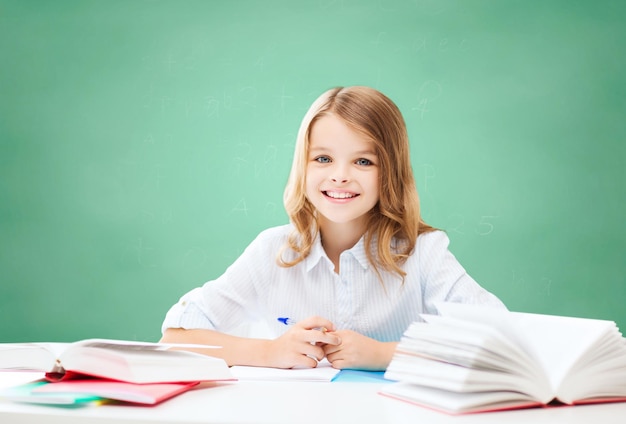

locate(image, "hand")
[[265, 316, 341, 369], [322, 330, 398, 371]]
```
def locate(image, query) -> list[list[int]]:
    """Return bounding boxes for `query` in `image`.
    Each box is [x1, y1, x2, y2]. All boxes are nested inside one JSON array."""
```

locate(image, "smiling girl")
[[160, 86, 505, 371]]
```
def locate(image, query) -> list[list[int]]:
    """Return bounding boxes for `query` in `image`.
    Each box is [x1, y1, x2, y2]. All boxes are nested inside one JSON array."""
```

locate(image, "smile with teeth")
[[324, 191, 358, 199]]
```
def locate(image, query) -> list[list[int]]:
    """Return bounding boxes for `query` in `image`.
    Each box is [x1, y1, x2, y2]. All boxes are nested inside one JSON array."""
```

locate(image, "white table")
[[1, 372, 625, 424]]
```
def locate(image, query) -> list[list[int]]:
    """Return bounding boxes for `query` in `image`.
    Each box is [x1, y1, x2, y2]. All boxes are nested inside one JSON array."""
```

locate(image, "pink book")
[[33, 380, 199, 405]]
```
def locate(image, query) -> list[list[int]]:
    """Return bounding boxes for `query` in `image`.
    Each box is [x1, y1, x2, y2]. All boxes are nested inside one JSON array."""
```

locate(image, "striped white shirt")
[[161, 225, 505, 342]]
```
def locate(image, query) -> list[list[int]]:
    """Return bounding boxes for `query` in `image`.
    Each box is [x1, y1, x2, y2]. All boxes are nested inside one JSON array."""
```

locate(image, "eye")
[[355, 158, 373, 166], [314, 156, 331, 163]]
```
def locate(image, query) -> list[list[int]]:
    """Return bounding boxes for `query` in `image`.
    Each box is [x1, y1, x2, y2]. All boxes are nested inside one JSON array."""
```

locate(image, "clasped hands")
[[267, 316, 395, 371]]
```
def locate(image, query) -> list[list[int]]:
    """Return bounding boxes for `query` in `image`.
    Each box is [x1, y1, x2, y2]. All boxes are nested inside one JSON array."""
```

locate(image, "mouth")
[[323, 190, 359, 199]]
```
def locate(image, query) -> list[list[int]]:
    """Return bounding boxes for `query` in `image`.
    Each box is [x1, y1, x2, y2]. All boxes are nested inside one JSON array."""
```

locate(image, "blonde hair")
[[280, 86, 434, 280]]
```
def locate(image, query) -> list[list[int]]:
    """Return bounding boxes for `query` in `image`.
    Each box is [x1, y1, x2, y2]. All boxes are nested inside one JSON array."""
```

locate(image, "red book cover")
[[33, 380, 200, 405]]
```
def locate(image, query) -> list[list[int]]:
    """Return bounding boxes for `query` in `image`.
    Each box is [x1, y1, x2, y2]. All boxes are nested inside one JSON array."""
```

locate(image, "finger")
[[328, 358, 346, 369], [299, 316, 336, 332], [306, 329, 341, 346], [325, 350, 346, 368], [290, 354, 320, 369], [322, 342, 340, 355], [301, 343, 326, 361]]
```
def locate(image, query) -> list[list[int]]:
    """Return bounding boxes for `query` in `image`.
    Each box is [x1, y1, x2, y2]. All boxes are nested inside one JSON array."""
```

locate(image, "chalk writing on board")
[[372, 32, 387, 48], [539, 277, 552, 296], [476, 215, 499, 236], [233, 142, 252, 177], [448, 213, 466, 235], [232, 198, 249, 216], [153, 162, 167, 191], [205, 96, 220, 118], [132, 237, 157, 268], [239, 86, 257, 108], [254, 144, 278, 178], [413, 37, 470, 53], [183, 98, 192, 117], [205, 87, 260, 118], [142, 81, 155, 108], [231, 142, 282, 179], [511, 270, 525, 291], [413, 80, 442, 119], [160, 96, 173, 114], [511, 271, 553, 297], [275, 85, 293, 118], [183, 248, 207, 270], [254, 56, 265, 72], [141, 208, 173, 225], [228, 199, 283, 220], [447, 214, 498, 236], [264, 202, 278, 217], [142, 133, 155, 146], [163, 52, 176, 73], [222, 91, 237, 111], [415, 0, 450, 16], [283, 132, 296, 150], [421, 163, 436, 192]]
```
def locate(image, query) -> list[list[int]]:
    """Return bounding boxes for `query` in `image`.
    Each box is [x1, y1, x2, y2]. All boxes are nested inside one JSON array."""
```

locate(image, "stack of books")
[[381, 303, 626, 414], [0, 339, 234, 406]]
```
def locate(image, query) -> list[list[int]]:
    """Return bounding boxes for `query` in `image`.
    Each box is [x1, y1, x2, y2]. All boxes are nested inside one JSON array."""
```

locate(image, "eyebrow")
[[308, 147, 377, 156], [356, 149, 378, 156]]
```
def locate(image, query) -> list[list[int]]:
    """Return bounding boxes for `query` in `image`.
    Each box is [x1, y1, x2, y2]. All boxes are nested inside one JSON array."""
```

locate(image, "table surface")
[[1, 372, 625, 424]]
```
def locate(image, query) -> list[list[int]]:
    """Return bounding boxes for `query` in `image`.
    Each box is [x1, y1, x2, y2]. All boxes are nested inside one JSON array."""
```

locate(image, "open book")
[[0, 338, 234, 384], [381, 303, 626, 414]]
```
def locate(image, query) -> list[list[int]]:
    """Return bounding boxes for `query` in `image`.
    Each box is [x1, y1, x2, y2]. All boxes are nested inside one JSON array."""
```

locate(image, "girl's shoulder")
[[410, 229, 452, 258], [251, 224, 293, 247], [237, 225, 292, 260]]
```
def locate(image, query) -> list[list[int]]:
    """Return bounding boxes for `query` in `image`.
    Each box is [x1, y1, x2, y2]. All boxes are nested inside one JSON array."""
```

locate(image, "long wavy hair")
[[279, 86, 434, 280]]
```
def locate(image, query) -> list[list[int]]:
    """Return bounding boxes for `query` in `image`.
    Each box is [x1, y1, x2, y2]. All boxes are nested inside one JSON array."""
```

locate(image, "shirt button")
[[181, 301, 187, 307]]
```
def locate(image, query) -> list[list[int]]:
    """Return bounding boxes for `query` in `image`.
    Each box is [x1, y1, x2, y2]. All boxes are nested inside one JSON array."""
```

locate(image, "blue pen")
[[277, 317, 328, 332], [277, 317, 297, 326]]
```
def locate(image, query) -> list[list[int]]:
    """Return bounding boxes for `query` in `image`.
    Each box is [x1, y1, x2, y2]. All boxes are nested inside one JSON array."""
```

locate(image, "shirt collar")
[[304, 232, 372, 273], [304, 232, 330, 272]]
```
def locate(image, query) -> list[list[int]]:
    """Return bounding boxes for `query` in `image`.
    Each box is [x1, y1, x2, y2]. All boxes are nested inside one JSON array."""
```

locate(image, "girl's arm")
[[160, 316, 342, 369]]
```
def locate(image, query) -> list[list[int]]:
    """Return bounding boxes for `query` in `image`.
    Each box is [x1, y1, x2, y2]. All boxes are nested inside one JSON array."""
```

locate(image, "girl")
[[160, 86, 505, 371]]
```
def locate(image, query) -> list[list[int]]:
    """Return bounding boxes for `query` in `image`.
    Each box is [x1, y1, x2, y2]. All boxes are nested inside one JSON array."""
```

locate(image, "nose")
[[330, 164, 349, 183], [331, 176, 348, 183]]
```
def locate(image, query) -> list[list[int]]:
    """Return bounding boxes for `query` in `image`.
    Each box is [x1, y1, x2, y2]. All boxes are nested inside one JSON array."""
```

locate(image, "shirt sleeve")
[[160, 229, 274, 335], [161, 287, 213, 332], [418, 231, 506, 314]]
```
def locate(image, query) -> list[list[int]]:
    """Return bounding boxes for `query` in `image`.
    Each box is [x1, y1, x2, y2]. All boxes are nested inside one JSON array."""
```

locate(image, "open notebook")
[[231, 359, 340, 381]]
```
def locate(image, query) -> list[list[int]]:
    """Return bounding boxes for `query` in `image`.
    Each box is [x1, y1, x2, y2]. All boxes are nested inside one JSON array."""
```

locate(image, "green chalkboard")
[[1, 0, 624, 342]]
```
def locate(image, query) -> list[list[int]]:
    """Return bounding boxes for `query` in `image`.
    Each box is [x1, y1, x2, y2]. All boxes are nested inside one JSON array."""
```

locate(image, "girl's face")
[[305, 114, 380, 231]]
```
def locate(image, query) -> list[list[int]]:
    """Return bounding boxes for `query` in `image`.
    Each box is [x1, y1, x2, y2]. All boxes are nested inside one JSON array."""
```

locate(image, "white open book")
[[381, 303, 626, 414], [0, 338, 233, 384]]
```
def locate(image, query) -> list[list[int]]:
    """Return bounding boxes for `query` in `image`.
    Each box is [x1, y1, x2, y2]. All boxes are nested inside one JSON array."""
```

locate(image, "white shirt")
[[161, 225, 506, 342]]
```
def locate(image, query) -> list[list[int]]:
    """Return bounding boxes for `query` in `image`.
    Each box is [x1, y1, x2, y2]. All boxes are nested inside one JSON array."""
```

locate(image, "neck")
[[318, 218, 366, 272]]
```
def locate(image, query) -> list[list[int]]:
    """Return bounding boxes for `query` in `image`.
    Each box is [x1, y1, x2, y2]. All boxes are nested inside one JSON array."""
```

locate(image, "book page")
[[72, 339, 221, 351], [60, 344, 232, 383], [231, 359, 340, 381], [380, 381, 540, 414], [434, 302, 617, 393], [0, 343, 70, 372], [508, 312, 618, 394]]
